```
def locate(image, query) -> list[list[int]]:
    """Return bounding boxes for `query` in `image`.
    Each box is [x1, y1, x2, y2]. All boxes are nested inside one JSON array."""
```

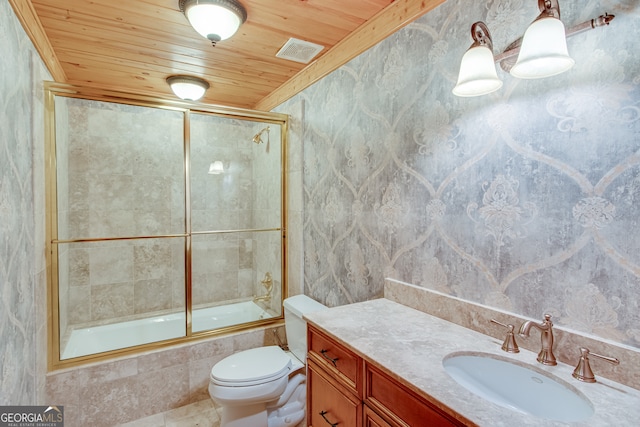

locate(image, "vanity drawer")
[[308, 359, 361, 427], [365, 363, 472, 427], [308, 325, 361, 392]]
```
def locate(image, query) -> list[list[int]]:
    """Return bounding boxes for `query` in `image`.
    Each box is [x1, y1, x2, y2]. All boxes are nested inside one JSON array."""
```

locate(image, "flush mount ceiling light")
[[179, 0, 247, 46], [166, 75, 210, 101], [453, 0, 615, 97]]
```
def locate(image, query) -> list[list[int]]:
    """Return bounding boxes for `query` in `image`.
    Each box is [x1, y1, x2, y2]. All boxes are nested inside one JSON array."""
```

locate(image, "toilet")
[[208, 294, 327, 427]]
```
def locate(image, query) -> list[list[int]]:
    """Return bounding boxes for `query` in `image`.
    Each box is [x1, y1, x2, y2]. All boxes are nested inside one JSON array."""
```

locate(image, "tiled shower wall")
[[277, 0, 640, 351]]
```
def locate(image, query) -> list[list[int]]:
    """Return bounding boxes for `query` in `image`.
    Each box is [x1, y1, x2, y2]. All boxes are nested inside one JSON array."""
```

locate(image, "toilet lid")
[[211, 346, 292, 385]]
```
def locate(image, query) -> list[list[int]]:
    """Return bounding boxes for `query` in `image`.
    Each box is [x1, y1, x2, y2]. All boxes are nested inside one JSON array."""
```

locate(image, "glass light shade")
[[453, 45, 503, 97], [208, 161, 224, 174], [510, 17, 575, 79], [185, 3, 243, 42], [167, 76, 209, 100]]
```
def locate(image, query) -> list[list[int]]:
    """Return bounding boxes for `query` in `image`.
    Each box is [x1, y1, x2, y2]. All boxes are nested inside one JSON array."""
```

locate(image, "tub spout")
[[253, 294, 271, 303], [519, 314, 557, 366]]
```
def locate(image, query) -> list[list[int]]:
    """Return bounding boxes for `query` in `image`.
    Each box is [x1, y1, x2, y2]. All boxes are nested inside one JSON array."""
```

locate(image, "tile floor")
[[115, 399, 306, 427], [116, 400, 222, 427]]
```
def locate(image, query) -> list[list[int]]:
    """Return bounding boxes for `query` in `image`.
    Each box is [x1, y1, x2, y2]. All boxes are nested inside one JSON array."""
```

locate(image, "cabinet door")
[[364, 404, 392, 427], [308, 359, 361, 427]]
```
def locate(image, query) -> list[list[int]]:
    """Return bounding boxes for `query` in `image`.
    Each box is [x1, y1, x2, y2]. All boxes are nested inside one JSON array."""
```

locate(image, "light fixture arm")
[[495, 12, 614, 71], [470, 22, 494, 52], [536, 0, 561, 21]]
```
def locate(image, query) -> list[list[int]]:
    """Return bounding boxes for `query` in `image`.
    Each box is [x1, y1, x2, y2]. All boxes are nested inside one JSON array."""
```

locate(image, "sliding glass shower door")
[[189, 113, 283, 333], [53, 96, 188, 360], [46, 83, 288, 367]]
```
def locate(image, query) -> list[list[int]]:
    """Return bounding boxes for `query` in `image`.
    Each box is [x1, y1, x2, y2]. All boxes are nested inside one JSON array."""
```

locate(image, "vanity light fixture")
[[453, 0, 615, 97], [452, 22, 503, 97], [208, 161, 224, 174], [179, 0, 247, 46], [166, 75, 210, 101], [510, 0, 574, 79]]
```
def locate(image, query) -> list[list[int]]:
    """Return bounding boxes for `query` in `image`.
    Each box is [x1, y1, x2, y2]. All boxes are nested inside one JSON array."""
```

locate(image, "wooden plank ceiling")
[[16, 0, 445, 110]]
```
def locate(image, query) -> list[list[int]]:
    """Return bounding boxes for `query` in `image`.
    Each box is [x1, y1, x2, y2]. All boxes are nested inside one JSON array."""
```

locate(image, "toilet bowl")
[[208, 295, 326, 427]]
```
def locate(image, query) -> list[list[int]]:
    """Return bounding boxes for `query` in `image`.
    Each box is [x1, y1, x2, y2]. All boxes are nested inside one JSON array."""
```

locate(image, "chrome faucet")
[[519, 314, 557, 366]]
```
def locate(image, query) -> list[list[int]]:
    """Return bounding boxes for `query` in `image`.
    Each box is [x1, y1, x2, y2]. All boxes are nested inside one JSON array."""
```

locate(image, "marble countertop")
[[304, 298, 640, 427]]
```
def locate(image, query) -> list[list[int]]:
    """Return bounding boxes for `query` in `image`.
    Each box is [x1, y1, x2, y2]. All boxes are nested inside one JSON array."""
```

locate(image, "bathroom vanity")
[[304, 298, 640, 427], [307, 325, 470, 426]]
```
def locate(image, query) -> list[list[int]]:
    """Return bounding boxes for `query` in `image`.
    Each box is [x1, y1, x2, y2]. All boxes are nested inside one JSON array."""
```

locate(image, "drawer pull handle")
[[320, 410, 339, 426], [320, 349, 339, 366]]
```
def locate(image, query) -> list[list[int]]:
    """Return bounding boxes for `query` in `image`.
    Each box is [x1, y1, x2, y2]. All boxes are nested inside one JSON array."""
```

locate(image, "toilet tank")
[[283, 295, 327, 362]]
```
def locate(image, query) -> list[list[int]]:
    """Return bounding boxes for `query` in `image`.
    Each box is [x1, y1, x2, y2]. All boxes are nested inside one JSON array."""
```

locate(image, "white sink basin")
[[443, 352, 594, 422]]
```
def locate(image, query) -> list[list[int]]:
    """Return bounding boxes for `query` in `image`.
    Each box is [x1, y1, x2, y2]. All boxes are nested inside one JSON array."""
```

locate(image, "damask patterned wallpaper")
[[277, 0, 640, 349], [1, 1, 50, 404]]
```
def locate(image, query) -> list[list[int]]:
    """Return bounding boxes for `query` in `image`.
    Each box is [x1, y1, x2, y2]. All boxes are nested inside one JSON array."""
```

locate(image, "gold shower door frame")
[[44, 82, 289, 371]]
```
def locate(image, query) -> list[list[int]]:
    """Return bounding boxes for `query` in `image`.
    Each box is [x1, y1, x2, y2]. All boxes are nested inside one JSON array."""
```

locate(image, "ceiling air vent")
[[276, 38, 325, 64]]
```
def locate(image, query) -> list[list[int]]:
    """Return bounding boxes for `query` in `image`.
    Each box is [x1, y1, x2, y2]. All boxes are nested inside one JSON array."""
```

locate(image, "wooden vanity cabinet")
[[364, 404, 393, 427], [365, 362, 469, 427], [308, 359, 362, 427], [307, 325, 363, 427], [307, 325, 473, 427]]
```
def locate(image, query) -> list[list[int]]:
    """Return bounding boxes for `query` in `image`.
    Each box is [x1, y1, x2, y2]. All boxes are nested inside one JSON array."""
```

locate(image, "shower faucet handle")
[[261, 272, 273, 291], [490, 319, 520, 353]]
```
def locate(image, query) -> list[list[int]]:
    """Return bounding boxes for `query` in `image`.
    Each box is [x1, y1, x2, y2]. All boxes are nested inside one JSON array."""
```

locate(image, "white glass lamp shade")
[[183, 0, 246, 42], [453, 45, 503, 97], [510, 17, 574, 79], [167, 76, 209, 101], [208, 161, 224, 174]]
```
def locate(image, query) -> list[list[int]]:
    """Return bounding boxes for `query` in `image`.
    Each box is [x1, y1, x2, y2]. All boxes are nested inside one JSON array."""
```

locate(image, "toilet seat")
[[211, 346, 292, 387]]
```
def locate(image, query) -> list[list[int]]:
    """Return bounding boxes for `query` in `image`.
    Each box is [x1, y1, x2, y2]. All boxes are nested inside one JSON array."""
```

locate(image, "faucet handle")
[[572, 347, 620, 383], [490, 319, 520, 353]]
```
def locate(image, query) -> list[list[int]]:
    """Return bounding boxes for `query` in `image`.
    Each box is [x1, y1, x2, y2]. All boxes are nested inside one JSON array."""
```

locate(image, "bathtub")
[[61, 301, 271, 359]]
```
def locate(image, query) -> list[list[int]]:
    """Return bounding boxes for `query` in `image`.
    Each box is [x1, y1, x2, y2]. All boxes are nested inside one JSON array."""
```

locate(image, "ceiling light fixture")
[[453, 0, 615, 97], [179, 0, 247, 46], [166, 75, 210, 101], [208, 161, 224, 174]]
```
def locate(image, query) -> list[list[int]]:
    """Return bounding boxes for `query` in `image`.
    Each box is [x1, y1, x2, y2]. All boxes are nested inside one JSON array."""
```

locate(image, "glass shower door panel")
[[58, 238, 186, 359], [191, 231, 282, 333], [54, 97, 185, 241], [190, 113, 282, 232], [252, 124, 282, 230]]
